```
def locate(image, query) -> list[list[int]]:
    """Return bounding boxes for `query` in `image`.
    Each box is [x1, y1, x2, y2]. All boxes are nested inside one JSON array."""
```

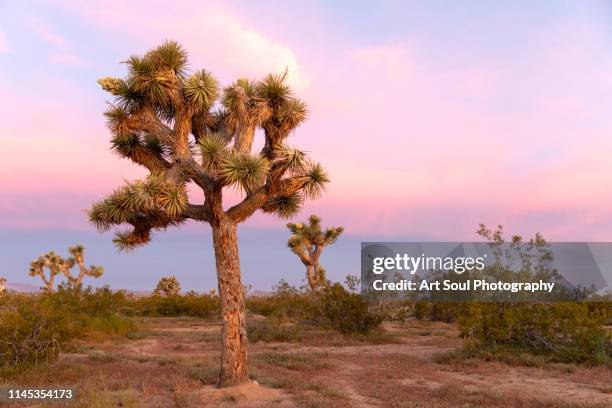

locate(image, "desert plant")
[[0, 286, 134, 370], [310, 283, 383, 334], [154, 275, 181, 296], [0, 277, 6, 294], [136, 292, 219, 318], [452, 225, 612, 364], [344, 275, 360, 292], [28, 246, 103, 292], [90, 41, 328, 386], [287, 215, 343, 290]]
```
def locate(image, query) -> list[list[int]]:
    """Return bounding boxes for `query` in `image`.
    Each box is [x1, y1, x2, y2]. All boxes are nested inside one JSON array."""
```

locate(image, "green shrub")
[[0, 285, 135, 370], [458, 302, 612, 365], [247, 281, 382, 334], [413, 301, 459, 323], [307, 284, 383, 334], [134, 292, 219, 318]]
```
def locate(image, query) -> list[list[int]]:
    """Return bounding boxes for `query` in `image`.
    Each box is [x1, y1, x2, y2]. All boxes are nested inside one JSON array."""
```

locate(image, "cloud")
[[53, 0, 307, 88], [0, 30, 9, 54], [29, 17, 90, 67], [49, 51, 90, 67]]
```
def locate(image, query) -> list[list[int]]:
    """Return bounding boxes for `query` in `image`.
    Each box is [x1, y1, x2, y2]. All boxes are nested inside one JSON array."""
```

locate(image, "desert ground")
[[2, 316, 611, 408]]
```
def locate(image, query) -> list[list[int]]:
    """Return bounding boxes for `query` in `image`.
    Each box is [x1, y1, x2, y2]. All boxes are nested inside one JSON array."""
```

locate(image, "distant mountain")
[[6, 282, 40, 293]]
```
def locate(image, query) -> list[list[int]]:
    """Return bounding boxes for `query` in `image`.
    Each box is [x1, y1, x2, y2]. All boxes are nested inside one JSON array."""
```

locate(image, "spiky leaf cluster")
[[184, 70, 219, 114], [262, 192, 303, 219], [90, 175, 187, 231], [199, 133, 229, 170], [220, 153, 269, 192], [222, 78, 270, 134], [255, 73, 308, 137]]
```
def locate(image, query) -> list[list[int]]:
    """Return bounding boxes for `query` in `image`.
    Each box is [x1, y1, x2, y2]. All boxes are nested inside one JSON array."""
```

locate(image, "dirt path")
[[4, 317, 610, 407]]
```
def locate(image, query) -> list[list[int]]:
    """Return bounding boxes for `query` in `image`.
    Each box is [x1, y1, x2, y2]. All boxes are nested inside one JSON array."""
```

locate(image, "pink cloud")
[[29, 17, 90, 67], [54, 0, 307, 89]]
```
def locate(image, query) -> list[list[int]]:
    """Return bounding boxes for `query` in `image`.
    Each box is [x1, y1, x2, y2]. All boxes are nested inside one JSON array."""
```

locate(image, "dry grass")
[[1, 316, 610, 407]]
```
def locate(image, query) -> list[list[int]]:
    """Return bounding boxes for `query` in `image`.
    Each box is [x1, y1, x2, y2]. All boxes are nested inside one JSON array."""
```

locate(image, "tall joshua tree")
[[29, 245, 104, 291], [90, 41, 328, 386], [287, 215, 343, 290]]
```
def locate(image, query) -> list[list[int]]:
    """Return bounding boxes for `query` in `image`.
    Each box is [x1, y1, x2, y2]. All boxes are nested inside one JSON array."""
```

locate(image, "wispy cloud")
[[29, 17, 90, 67], [54, 0, 305, 88]]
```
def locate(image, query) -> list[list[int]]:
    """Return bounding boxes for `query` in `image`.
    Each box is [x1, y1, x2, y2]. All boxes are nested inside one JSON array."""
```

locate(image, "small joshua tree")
[[287, 215, 343, 290], [0, 277, 6, 294], [154, 275, 181, 296], [89, 41, 328, 386], [29, 245, 104, 291]]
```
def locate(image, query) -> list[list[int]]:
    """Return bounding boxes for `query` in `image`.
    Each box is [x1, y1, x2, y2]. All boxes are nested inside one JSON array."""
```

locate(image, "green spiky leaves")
[[89, 175, 187, 232], [254, 72, 308, 137], [302, 162, 329, 199], [255, 73, 292, 110], [113, 229, 152, 252], [199, 133, 229, 170], [104, 104, 132, 137], [184, 70, 219, 114], [148, 40, 189, 78], [222, 78, 271, 136], [272, 145, 308, 178], [220, 152, 269, 192], [126, 55, 175, 107], [262, 192, 302, 219], [278, 98, 307, 133]]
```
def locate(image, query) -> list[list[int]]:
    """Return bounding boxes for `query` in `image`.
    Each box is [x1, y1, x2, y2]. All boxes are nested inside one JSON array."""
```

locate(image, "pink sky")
[[2, 1, 612, 240]]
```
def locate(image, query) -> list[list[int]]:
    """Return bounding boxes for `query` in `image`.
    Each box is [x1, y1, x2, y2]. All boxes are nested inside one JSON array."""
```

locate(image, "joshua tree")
[[29, 245, 104, 291], [287, 215, 343, 290], [89, 41, 328, 386], [0, 277, 6, 294], [154, 275, 181, 296]]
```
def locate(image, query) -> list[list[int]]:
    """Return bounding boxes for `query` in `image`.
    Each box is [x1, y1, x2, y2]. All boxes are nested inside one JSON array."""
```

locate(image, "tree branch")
[[129, 107, 174, 146], [128, 145, 172, 172], [183, 203, 211, 222], [225, 176, 308, 223]]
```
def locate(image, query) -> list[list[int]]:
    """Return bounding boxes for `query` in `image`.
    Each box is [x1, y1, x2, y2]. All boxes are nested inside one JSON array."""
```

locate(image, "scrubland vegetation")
[[0, 278, 611, 406]]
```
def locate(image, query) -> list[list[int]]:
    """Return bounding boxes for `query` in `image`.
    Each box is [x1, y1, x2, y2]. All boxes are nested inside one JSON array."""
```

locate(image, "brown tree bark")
[[306, 264, 318, 289], [213, 219, 248, 387]]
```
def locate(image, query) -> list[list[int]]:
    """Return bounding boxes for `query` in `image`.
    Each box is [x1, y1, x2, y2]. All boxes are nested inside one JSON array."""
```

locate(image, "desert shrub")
[[247, 281, 382, 334], [135, 292, 219, 318], [0, 285, 135, 371], [307, 284, 383, 334], [247, 319, 301, 343], [458, 302, 612, 365], [413, 301, 459, 323]]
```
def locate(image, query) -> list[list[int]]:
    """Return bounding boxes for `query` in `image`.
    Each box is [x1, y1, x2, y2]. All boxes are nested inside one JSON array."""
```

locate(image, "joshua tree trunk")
[[213, 219, 248, 387], [306, 264, 318, 289]]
